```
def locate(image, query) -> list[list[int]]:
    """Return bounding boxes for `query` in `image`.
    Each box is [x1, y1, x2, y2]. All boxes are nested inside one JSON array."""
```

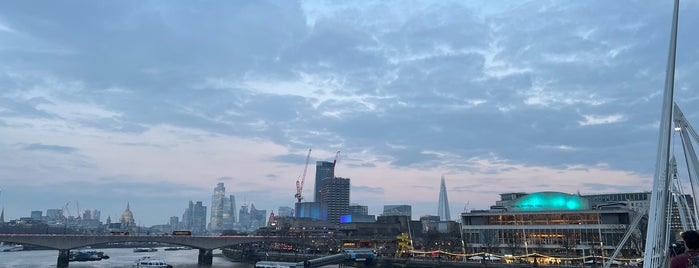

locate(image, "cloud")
[[20, 143, 77, 154], [578, 114, 626, 126]]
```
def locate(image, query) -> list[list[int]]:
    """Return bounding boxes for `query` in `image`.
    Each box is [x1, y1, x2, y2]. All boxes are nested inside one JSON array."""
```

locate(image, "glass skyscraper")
[[210, 182, 226, 231], [438, 175, 451, 221], [314, 161, 335, 203], [210, 183, 237, 232]]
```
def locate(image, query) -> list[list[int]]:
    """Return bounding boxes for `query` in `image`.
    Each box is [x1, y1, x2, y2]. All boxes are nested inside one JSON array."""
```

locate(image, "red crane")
[[294, 148, 312, 203]]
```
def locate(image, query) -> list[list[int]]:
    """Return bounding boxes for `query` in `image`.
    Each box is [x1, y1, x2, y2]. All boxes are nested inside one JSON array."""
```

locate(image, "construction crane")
[[62, 201, 72, 219], [294, 148, 312, 203]]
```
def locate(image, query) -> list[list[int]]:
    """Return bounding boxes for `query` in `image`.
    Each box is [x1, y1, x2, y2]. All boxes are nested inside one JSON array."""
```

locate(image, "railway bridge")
[[0, 234, 269, 267]]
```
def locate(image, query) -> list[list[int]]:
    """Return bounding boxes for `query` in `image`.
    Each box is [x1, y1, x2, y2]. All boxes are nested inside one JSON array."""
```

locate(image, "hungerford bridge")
[[0, 234, 267, 267]]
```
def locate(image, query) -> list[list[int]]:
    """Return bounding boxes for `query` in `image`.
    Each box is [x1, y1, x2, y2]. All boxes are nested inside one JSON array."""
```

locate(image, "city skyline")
[[1, 1, 699, 226]]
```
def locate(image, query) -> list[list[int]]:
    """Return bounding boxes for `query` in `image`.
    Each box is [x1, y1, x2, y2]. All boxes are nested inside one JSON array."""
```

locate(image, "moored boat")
[[255, 261, 303, 268], [133, 247, 158, 252], [69, 249, 108, 262], [163, 246, 192, 251], [132, 256, 173, 268], [0, 244, 24, 252]]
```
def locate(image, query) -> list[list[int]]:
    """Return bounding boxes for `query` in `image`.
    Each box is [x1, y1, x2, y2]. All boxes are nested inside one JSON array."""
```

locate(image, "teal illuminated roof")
[[510, 192, 589, 211]]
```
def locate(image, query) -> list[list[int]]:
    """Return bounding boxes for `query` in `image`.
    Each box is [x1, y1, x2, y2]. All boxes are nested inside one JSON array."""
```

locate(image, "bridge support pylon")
[[198, 248, 213, 266], [57, 249, 70, 268]]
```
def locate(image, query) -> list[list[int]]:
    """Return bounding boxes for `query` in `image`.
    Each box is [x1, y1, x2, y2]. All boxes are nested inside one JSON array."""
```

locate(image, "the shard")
[[438, 175, 451, 221]]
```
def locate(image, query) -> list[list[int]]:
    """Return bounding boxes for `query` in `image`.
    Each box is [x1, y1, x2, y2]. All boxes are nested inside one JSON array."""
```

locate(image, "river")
[[0, 248, 252, 268]]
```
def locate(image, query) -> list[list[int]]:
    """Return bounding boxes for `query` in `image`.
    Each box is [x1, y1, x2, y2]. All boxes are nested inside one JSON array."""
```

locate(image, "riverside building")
[[461, 192, 649, 260]]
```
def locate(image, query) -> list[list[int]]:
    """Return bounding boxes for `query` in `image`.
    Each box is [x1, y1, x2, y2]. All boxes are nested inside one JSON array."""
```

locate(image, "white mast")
[[643, 0, 680, 267]]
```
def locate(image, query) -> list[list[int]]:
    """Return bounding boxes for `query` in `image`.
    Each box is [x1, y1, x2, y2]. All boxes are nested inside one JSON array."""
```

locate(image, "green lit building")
[[461, 192, 645, 260]]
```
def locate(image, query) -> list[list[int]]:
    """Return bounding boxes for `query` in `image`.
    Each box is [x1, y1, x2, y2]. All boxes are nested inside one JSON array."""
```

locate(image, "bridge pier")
[[57, 249, 70, 268], [198, 248, 213, 266]]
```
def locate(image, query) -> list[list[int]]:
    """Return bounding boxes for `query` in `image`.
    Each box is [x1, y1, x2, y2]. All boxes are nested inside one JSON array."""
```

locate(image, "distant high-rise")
[[31, 210, 42, 221], [382, 205, 412, 217], [210, 183, 226, 232], [320, 177, 350, 223], [278, 206, 294, 217], [46, 209, 62, 223], [438, 176, 451, 221], [238, 202, 267, 231], [223, 194, 237, 228], [183, 201, 207, 234], [91, 209, 101, 221], [169, 216, 180, 230], [349, 204, 368, 216], [314, 161, 335, 203], [210, 183, 237, 232]]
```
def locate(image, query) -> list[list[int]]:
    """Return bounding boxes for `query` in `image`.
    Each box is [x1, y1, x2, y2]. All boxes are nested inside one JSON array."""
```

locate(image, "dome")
[[119, 203, 135, 225]]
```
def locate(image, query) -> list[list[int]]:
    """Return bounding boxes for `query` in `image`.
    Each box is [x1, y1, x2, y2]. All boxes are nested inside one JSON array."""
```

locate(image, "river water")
[[0, 248, 252, 268]]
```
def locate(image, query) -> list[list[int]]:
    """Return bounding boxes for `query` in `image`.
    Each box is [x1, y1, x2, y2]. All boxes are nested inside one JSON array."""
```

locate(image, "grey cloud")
[[20, 143, 77, 154], [217, 176, 233, 182]]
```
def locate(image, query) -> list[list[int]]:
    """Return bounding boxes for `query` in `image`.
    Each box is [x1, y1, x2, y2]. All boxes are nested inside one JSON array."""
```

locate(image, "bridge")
[[0, 234, 268, 267]]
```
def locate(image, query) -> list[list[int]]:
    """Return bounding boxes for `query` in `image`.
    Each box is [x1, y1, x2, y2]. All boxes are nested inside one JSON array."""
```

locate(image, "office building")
[[349, 204, 368, 216], [238, 203, 267, 231], [169, 216, 180, 230], [295, 201, 323, 219], [461, 191, 646, 262], [437, 176, 451, 221], [278, 206, 294, 217], [225, 194, 237, 226], [210, 183, 237, 232], [314, 161, 335, 203], [210, 182, 226, 231], [182, 201, 207, 234], [383, 205, 412, 217], [91, 209, 101, 221], [46, 209, 63, 223], [342, 204, 376, 223], [30, 211, 42, 221], [320, 176, 350, 224]]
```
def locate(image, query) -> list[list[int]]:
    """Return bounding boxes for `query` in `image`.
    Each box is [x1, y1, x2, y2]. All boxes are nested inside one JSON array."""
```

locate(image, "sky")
[[1, 0, 698, 227]]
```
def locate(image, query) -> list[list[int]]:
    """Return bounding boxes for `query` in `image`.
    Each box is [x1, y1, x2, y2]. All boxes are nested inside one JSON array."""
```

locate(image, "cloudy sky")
[[1, 0, 698, 226]]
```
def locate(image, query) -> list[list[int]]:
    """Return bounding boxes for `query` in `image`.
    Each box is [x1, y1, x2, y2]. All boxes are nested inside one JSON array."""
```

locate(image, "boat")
[[163, 246, 192, 251], [132, 256, 173, 268], [254, 261, 303, 268], [133, 247, 158, 252], [0, 244, 24, 252], [69, 250, 107, 262]]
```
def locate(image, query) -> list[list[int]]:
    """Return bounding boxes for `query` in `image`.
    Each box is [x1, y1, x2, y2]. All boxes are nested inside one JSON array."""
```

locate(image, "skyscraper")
[[210, 182, 226, 232], [438, 175, 451, 221], [320, 176, 350, 223], [277, 206, 294, 217], [223, 194, 237, 228], [183, 201, 207, 234], [210, 183, 237, 232], [314, 161, 335, 203]]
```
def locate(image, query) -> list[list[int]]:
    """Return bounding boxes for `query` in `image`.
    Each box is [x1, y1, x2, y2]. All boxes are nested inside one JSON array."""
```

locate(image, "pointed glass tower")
[[438, 176, 451, 221]]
